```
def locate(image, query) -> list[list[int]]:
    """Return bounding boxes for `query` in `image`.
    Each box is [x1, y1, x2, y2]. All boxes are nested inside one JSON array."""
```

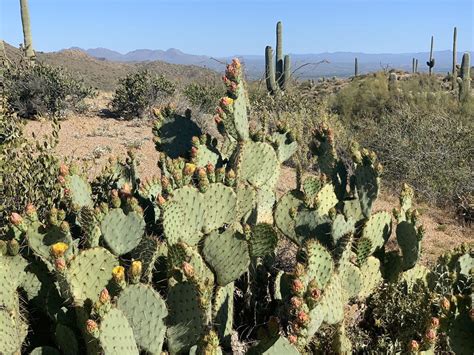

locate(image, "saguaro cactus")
[[457, 52, 471, 101], [354, 57, 359, 77], [412, 58, 416, 74], [426, 36, 435, 75], [415, 59, 418, 73], [452, 27, 457, 89], [19, 0, 35, 64], [265, 21, 291, 94]]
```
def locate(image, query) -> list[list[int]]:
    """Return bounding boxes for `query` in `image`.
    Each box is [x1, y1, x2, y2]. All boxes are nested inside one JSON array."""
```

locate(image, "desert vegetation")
[[0, 2, 473, 354]]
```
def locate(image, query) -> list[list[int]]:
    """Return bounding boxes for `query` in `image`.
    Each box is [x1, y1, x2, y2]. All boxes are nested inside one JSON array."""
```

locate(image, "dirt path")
[[25, 114, 472, 265]]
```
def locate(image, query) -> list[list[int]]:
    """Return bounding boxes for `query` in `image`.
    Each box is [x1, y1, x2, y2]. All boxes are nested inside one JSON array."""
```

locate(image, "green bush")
[[110, 70, 176, 119], [3, 63, 95, 119], [0, 110, 61, 229], [183, 82, 223, 114]]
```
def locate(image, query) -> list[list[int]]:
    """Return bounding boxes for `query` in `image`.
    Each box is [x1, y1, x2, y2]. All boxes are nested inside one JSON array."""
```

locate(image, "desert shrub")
[[183, 81, 222, 114], [3, 63, 95, 118], [0, 110, 61, 229], [349, 281, 434, 353], [331, 73, 473, 207], [110, 70, 176, 119]]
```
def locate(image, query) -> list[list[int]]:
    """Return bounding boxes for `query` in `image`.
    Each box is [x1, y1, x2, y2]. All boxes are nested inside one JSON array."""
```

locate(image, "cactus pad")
[[66, 174, 93, 208], [396, 221, 420, 270], [202, 228, 250, 286], [320, 275, 344, 324], [99, 308, 139, 354], [271, 131, 298, 163], [117, 284, 168, 354], [30, 347, 61, 355], [304, 241, 334, 289], [213, 282, 234, 346], [167, 282, 205, 354], [55, 324, 79, 355], [361, 211, 392, 254], [101, 209, 145, 255], [358, 256, 382, 298], [315, 183, 338, 216], [0, 309, 27, 354], [274, 190, 303, 242], [66, 247, 117, 305], [236, 141, 279, 188], [249, 223, 278, 258]]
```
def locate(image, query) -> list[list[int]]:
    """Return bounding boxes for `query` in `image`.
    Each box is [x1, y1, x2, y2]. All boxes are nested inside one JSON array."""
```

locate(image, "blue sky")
[[1, 0, 472, 56]]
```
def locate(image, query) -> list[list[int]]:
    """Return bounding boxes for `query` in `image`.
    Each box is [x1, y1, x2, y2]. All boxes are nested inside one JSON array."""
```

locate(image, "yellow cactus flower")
[[50, 242, 68, 258], [112, 266, 125, 283], [130, 260, 142, 277]]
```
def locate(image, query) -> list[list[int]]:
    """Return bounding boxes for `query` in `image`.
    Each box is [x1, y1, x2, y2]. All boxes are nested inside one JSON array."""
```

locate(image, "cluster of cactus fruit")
[[1, 58, 472, 354]]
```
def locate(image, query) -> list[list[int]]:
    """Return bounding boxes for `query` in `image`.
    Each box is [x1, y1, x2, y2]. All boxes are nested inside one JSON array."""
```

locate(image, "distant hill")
[[72, 46, 473, 79], [4, 43, 220, 91]]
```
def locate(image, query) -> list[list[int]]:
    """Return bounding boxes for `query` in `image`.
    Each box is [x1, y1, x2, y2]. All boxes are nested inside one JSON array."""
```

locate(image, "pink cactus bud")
[[57, 175, 66, 185], [430, 317, 440, 329], [182, 262, 194, 278], [206, 163, 215, 174], [440, 297, 450, 312], [214, 115, 222, 124], [99, 288, 110, 304], [292, 279, 304, 294], [10, 213, 23, 226], [408, 340, 419, 352], [232, 58, 241, 68], [156, 194, 166, 206], [191, 136, 200, 147], [294, 263, 305, 277], [197, 167, 207, 178], [296, 311, 310, 325], [120, 183, 132, 198], [110, 189, 119, 198], [290, 296, 303, 309], [190, 146, 198, 158], [309, 287, 321, 301], [55, 257, 66, 271], [59, 164, 69, 177], [86, 319, 98, 333], [63, 188, 71, 197], [25, 204, 36, 215], [424, 329, 436, 343], [288, 335, 298, 344]]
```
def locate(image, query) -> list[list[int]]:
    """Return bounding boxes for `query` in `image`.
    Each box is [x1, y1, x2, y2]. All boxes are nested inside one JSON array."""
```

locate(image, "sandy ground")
[[24, 113, 472, 266]]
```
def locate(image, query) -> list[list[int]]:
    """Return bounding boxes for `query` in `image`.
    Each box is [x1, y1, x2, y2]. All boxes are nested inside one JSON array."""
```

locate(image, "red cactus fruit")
[[10, 212, 23, 226]]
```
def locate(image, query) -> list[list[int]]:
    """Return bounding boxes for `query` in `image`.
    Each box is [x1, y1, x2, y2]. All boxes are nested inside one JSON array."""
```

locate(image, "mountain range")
[[70, 47, 473, 79]]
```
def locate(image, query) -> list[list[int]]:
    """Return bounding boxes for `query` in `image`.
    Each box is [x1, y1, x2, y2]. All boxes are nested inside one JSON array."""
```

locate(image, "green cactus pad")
[[340, 262, 362, 300], [354, 163, 380, 218], [116, 284, 168, 354], [99, 308, 139, 354], [274, 190, 303, 242], [402, 264, 429, 291], [358, 256, 382, 298], [154, 113, 202, 159], [271, 131, 298, 163], [213, 282, 234, 347], [167, 282, 205, 354], [307, 302, 327, 337], [304, 241, 334, 289], [163, 184, 237, 246], [168, 243, 214, 284], [236, 184, 256, 221], [396, 221, 420, 270], [361, 211, 392, 254], [343, 199, 364, 222], [202, 228, 250, 286], [30, 347, 61, 355], [66, 174, 93, 208], [457, 253, 473, 276], [331, 214, 354, 245], [55, 324, 79, 355], [255, 187, 276, 224], [258, 336, 300, 354], [315, 183, 338, 216], [66, 247, 117, 305], [302, 176, 321, 202], [294, 209, 331, 245], [0, 309, 28, 355], [131, 236, 166, 283], [249, 224, 278, 258], [195, 144, 220, 168], [236, 141, 279, 188], [321, 275, 344, 324], [355, 237, 373, 266], [101, 209, 145, 255], [26, 221, 73, 264]]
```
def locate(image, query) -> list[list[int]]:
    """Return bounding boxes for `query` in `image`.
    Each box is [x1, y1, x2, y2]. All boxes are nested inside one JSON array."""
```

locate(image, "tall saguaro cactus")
[[457, 52, 471, 101], [412, 58, 416, 73], [265, 21, 291, 94], [426, 35, 435, 75], [354, 57, 358, 77], [19, 0, 35, 64], [452, 27, 457, 89]]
